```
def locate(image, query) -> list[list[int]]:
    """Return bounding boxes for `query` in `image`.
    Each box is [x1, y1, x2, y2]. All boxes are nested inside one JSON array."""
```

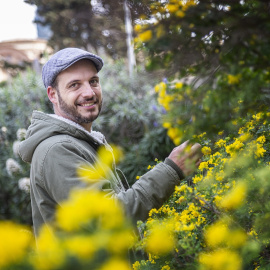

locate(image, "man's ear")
[[47, 86, 58, 105]]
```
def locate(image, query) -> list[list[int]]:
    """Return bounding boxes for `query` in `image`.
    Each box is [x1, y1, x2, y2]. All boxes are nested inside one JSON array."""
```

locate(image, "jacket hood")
[[19, 111, 106, 163]]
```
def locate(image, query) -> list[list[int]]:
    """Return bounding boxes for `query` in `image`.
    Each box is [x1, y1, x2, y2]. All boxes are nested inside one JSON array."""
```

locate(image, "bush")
[[0, 69, 52, 225]]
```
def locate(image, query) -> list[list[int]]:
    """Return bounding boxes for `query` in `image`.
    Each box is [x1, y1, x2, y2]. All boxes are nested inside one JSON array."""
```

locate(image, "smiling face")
[[47, 59, 103, 131]]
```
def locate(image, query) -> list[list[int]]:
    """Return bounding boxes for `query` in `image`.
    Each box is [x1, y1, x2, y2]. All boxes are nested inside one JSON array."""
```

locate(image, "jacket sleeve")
[[116, 162, 181, 223], [36, 137, 181, 224]]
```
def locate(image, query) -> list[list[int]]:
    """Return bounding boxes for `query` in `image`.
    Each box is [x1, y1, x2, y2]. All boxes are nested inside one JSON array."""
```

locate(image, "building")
[[0, 39, 52, 82]]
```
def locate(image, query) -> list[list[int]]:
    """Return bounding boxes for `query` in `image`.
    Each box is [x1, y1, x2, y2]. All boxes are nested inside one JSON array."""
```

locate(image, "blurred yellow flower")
[[56, 189, 124, 231], [199, 249, 242, 270], [219, 182, 247, 210], [0, 221, 32, 268], [227, 74, 241, 85], [198, 161, 209, 171], [145, 222, 175, 255], [77, 145, 123, 182], [64, 235, 95, 260], [175, 81, 183, 89], [100, 258, 131, 270], [202, 146, 211, 156], [32, 226, 65, 270], [215, 139, 226, 148], [205, 221, 230, 247], [138, 30, 152, 42]]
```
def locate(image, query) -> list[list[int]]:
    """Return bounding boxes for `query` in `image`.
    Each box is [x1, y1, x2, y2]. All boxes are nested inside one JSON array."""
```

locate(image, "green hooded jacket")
[[19, 111, 183, 237]]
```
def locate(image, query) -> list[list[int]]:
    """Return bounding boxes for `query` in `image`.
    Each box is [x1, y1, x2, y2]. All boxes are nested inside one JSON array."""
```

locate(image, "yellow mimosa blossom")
[[162, 122, 171, 129], [219, 182, 247, 210], [107, 230, 135, 254], [199, 249, 242, 270], [56, 189, 124, 231], [256, 135, 266, 144], [202, 146, 211, 156], [133, 261, 141, 270], [166, 4, 178, 13], [100, 258, 132, 270], [32, 226, 65, 270], [64, 235, 95, 260], [198, 161, 209, 171], [226, 229, 247, 248], [175, 184, 188, 193], [161, 265, 171, 270], [145, 222, 175, 255], [252, 112, 263, 121], [218, 130, 224, 135], [227, 74, 241, 85], [225, 139, 244, 156], [134, 24, 142, 33], [167, 127, 182, 145], [77, 145, 123, 182], [192, 174, 203, 184], [176, 10, 185, 17], [238, 132, 252, 142], [205, 220, 247, 248], [0, 221, 32, 268], [215, 139, 226, 148], [175, 81, 183, 89], [138, 30, 153, 42], [255, 143, 266, 158]]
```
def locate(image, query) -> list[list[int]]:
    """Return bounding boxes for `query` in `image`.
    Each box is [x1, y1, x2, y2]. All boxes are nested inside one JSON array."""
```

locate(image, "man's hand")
[[168, 140, 202, 177]]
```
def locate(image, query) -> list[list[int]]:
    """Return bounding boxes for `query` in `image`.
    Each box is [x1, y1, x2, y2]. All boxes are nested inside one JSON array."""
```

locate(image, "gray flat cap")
[[42, 47, 104, 89]]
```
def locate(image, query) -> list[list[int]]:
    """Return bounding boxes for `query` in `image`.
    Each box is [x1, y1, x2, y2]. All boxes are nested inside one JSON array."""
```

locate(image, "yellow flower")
[[32, 226, 65, 270], [198, 161, 209, 171], [227, 74, 241, 85], [192, 174, 203, 184], [145, 222, 175, 255], [162, 122, 171, 129], [77, 145, 123, 182], [138, 30, 152, 42], [219, 182, 247, 210], [215, 139, 226, 148], [226, 229, 247, 248], [133, 261, 141, 270], [107, 230, 135, 254], [256, 135, 266, 144], [56, 189, 124, 231], [166, 4, 178, 13], [64, 235, 95, 260], [176, 10, 185, 17], [0, 221, 32, 268], [201, 146, 211, 156], [199, 249, 242, 270], [161, 266, 171, 270], [100, 258, 131, 270], [255, 143, 266, 158], [175, 81, 183, 89]]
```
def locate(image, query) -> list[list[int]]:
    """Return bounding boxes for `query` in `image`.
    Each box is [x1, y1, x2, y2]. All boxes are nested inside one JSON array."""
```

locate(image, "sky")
[[0, 0, 37, 42]]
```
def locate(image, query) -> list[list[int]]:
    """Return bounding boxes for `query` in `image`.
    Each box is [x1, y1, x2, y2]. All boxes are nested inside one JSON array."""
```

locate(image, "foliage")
[[0, 69, 51, 225], [134, 0, 270, 140], [0, 190, 135, 270], [133, 112, 270, 269], [95, 59, 175, 183], [24, 0, 147, 59]]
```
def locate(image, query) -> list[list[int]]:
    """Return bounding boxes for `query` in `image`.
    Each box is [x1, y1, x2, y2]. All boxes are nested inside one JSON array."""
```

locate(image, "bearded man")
[[19, 48, 201, 237]]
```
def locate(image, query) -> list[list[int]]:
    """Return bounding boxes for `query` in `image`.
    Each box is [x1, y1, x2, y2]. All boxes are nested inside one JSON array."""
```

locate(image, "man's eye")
[[90, 79, 99, 86], [70, 83, 78, 88]]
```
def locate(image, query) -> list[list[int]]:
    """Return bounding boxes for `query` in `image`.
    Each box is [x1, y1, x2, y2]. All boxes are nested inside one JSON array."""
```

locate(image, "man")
[[19, 48, 201, 237]]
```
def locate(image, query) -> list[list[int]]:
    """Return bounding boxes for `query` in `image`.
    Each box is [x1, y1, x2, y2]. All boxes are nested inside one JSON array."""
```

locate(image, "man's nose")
[[81, 83, 95, 98]]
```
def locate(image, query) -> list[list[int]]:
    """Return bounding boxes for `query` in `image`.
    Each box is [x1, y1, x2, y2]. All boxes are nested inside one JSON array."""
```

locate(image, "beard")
[[57, 90, 102, 124]]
